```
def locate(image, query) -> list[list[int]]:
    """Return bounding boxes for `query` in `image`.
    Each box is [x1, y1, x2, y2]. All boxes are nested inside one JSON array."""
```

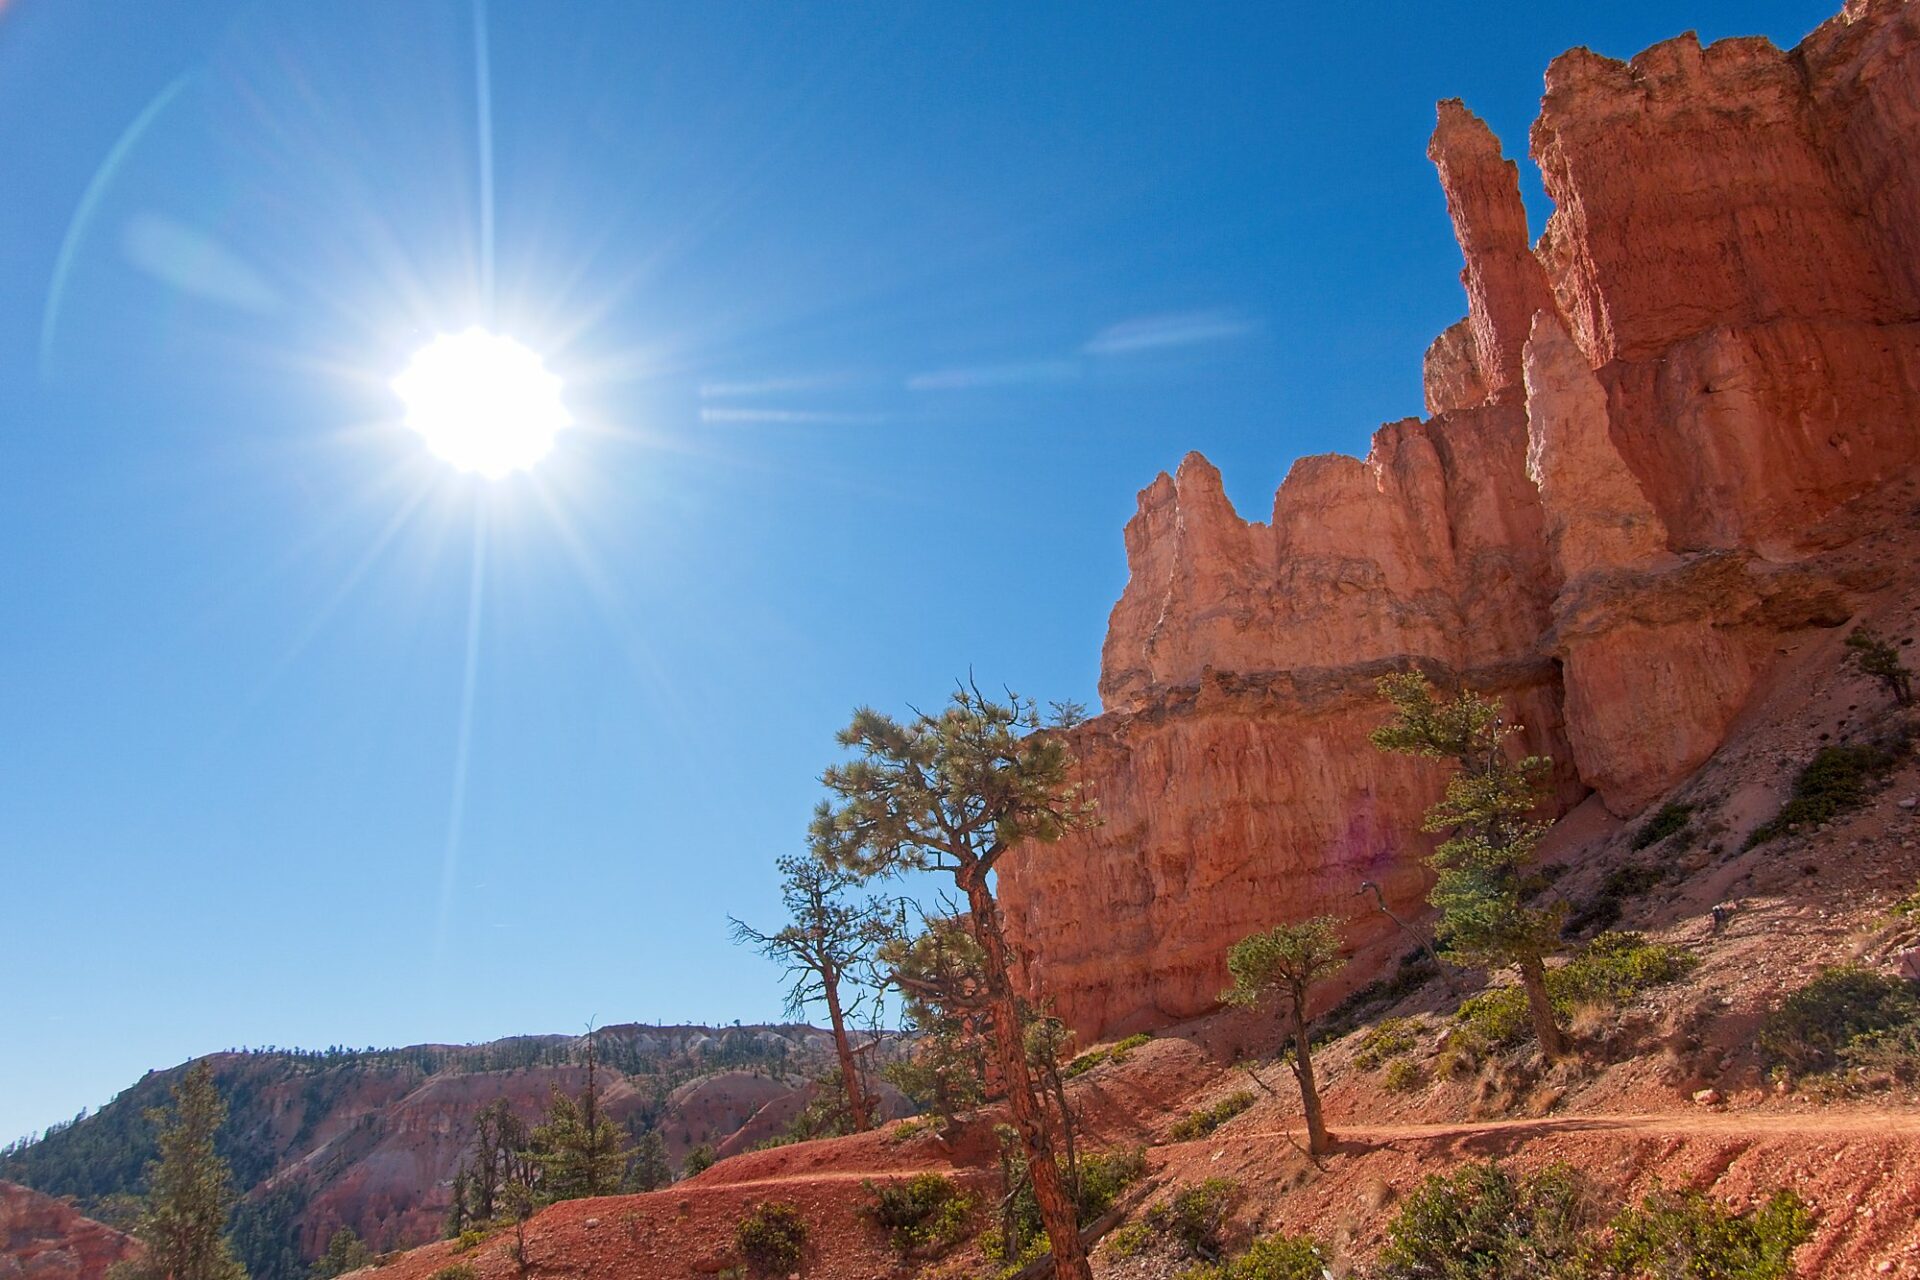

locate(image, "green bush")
[[1554, 932, 1697, 1006], [1747, 742, 1904, 848], [998, 1145, 1148, 1265], [734, 1201, 807, 1275], [427, 1267, 477, 1280], [1145, 1179, 1239, 1259], [451, 1228, 488, 1253], [1376, 1161, 1586, 1280], [1757, 965, 1920, 1075], [1354, 1016, 1421, 1070], [1632, 804, 1695, 851], [1106, 1221, 1153, 1259], [1065, 1032, 1153, 1077], [1448, 933, 1697, 1057], [1169, 1091, 1256, 1141], [1601, 1186, 1811, 1279], [860, 1172, 973, 1256], [1178, 1234, 1326, 1280], [1384, 1058, 1426, 1093], [1075, 1147, 1148, 1221]]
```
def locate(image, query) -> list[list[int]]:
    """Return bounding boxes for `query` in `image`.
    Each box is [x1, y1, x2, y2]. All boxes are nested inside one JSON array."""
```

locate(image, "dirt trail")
[[1299, 1107, 1920, 1144], [700, 1108, 1920, 1191]]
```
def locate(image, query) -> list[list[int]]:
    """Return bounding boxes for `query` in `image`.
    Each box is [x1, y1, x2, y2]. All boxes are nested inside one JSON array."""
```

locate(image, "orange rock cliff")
[[999, 0, 1920, 1042]]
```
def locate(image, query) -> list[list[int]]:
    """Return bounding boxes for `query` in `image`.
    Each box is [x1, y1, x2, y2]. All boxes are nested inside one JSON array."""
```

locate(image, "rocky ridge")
[[0, 1024, 901, 1278], [1000, 0, 1920, 1041]]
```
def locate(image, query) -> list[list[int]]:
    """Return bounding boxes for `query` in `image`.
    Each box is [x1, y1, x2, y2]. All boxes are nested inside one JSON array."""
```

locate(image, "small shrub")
[[1757, 965, 1920, 1075], [1554, 931, 1697, 1006], [427, 1267, 478, 1280], [861, 1172, 974, 1257], [1354, 1016, 1420, 1070], [1383, 1058, 1426, 1093], [734, 1201, 807, 1275], [1447, 933, 1695, 1061], [451, 1228, 488, 1253], [1375, 1161, 1587, 1280], [1145, 1179, 1239, 1259], [1106, 1221, 1153, 1259], [1747, 741, 1904, 848], [886, 1115, 934, 1143], [1178, 1233, 1326, 1280], [1065, 1032, 1153, 1077], [683, 1143, 717, 1177], [1602, 1186, 1812, 1279], [1169, 1091, 1256, 1141], [1845, 626, 1914, 706], [998, 1145, 1147, 1265], [1450, 987, 1534, 1055], [1632, 804, 1695, 851], [1838, 1021, 1920, 1083], [1075, 1147, 1148, 1221]]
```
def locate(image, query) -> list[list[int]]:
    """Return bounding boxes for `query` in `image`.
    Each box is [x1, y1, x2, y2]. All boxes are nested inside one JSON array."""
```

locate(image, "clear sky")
[[0, 0, 1837, 1144]]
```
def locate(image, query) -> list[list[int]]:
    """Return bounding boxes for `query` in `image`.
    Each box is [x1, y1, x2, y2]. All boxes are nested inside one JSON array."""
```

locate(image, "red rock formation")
[[1427, 101, 1556, 411], [1004, 0, 1920, 1041], [0, 1182, 137, 1280]]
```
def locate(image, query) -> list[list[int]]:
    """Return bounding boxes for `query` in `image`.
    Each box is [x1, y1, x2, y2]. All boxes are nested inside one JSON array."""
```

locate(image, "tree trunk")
[[962, 873, 1094, 1280], [1518, 956, 1567, 1060], [1046, 1062, 1078, 1191], [821, 967, 873, 1130], [1288, 997, 1331, 1157]]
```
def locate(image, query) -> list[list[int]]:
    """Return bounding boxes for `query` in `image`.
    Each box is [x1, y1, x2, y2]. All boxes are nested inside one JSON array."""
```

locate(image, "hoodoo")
[[1000, 0, 1920, 1041]]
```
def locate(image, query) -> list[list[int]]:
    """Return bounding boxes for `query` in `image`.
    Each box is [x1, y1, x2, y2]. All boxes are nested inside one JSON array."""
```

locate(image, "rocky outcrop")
[[1004, 0, 1920, 1040], [0, 1182, 137, 1280]]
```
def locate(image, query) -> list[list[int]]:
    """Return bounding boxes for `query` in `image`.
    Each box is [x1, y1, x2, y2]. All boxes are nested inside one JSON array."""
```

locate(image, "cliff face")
[[0, 1182, 136, 1280], [1002, 0, 1920, 1041]]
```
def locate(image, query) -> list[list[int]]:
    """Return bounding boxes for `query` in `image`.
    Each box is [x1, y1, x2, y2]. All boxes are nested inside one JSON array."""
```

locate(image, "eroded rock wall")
[[1003, 0, 1920, 1040], [0, 1182, 137, 1280]]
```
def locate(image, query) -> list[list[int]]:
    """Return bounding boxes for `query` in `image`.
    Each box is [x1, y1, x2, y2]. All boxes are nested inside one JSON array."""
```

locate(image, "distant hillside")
[[0, 1023, 904, 1280]]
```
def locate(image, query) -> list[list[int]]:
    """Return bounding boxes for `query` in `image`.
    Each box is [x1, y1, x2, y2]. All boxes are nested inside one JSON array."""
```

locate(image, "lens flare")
[[392, 328, 569, 478]]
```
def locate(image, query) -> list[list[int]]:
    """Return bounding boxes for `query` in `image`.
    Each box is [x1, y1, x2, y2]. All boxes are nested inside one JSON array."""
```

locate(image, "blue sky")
[[0, 0, 1836, 1143]]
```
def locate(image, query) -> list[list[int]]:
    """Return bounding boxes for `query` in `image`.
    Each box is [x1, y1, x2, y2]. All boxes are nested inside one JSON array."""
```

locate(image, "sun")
[[392, 328, 570, 479]]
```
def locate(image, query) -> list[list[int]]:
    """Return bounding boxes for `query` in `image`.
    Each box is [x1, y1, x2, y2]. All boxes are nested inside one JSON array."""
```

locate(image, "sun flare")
[[392, 328, 570, 479]]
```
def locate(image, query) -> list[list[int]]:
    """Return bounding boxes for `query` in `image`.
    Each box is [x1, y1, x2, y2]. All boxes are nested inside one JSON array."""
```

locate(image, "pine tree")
[[527, 1036, 628, 1203], [444, 1170, 471, 1238], [462, 1100, 531, 1222], [1372, 672, 1569, 1059], [728, 852, 890, 1131], [816, 684, 1098, 1280], [1845, 625, 1915, 705], [122, 1061, 247, 1280], [1223, 916, 1346, 1155], [626, 1130, 670, 1192], [879, 914, 994, 1129], [308, 1226, 372, 1279]]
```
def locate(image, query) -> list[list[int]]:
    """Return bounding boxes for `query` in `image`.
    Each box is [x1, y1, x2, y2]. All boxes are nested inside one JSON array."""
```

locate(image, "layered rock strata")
[[1001, 0, 1920, 1040], [0, 1182, 137, 1280]]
